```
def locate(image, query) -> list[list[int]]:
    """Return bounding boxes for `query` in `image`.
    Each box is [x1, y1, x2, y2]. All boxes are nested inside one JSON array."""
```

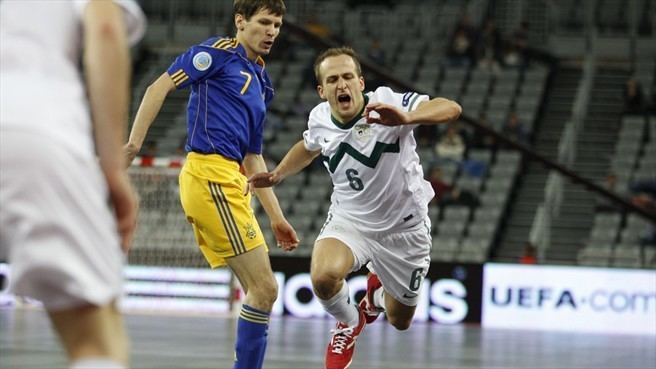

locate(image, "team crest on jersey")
[[244, 223, 257, 239], [353, 123, 372, 141], [192, 51, 212, 71]]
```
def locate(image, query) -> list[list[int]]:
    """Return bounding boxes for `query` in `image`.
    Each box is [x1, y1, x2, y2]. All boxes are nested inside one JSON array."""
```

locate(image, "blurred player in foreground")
[[124, 1, 298, 368], [0, 1, 145, 368], [249, 47, 461, 369]]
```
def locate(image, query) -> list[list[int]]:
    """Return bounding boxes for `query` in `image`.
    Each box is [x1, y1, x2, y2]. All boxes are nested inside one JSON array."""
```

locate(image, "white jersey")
[[303, 87, 434, 233], [0, 0, 145, 157]]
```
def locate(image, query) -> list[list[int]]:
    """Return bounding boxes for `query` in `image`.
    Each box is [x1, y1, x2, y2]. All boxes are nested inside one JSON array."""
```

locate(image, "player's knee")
[[311, 273, 340, 300], [388, 316, 412, 331]]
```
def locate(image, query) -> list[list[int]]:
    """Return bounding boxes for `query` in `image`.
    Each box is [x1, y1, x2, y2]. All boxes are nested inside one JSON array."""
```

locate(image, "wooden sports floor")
[[1, 308, 653, 369]]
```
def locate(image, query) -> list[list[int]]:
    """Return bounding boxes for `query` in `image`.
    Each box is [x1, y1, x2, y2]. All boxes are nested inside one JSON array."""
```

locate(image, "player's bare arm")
[[84, 0, 137, 252], [364, 97, 461, 126], [124, 72, 176, 166], [248, 140, 321, 187], [243, 153, 300, 250]]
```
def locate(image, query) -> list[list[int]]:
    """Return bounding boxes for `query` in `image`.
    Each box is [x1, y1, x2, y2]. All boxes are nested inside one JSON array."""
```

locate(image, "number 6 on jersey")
[[345, 168, 364, 191]]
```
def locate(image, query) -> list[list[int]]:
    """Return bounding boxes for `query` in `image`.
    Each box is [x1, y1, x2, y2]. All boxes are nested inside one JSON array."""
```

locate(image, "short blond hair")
[[313, 46, 363, 84]]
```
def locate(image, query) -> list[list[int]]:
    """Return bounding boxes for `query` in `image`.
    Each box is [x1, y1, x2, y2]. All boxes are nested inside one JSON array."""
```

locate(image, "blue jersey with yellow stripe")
[[167, 37, 274, 162]]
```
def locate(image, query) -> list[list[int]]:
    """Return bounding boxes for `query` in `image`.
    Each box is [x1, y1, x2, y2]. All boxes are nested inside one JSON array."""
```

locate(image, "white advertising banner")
[[482, 263, 656, 335]]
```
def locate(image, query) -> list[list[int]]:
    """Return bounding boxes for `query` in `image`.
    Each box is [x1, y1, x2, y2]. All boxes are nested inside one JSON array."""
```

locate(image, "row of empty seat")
[[580, 114, 655, 269]]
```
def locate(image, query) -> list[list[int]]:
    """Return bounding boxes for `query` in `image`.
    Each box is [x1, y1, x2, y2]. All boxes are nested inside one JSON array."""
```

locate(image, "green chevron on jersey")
[[328, 139, 400, 173]]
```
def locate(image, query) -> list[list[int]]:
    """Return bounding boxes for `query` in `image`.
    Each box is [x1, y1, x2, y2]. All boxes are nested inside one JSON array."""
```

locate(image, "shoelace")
[[329, 326, 355, 354]]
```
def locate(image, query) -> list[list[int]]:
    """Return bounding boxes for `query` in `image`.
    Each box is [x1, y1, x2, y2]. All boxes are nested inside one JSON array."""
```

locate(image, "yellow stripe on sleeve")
[[170, 69, 184, 80], [171, 70, 189, 86], [174, 76, 189, 86]]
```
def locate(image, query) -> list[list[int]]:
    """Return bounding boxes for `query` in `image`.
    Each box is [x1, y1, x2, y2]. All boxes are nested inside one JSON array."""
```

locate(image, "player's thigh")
[[311, 237, 355, 281], [1, 130, 123, 310], [312, 215, 371, 281], [179, 168, 265, 268], [225, 245, 277, 309]]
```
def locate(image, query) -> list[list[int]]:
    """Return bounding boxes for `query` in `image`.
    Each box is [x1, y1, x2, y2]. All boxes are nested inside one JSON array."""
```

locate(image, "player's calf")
[[387, 315, 413, 331], [384, 301, 417, 331]]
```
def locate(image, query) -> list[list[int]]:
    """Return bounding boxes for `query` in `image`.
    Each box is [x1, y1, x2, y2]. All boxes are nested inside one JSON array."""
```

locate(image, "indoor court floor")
[[1, 308, 654, 369]]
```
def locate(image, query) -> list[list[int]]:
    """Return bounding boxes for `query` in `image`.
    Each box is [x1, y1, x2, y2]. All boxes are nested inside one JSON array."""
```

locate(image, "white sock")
[[70, 358, 125, 369], [372, 287, 386, 311], [318, 282, 359, 326]]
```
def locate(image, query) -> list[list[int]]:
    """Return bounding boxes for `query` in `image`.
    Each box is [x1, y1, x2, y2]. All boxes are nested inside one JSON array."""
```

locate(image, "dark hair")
[[313, 46, 363, 84], [233, 0, 286, 20]]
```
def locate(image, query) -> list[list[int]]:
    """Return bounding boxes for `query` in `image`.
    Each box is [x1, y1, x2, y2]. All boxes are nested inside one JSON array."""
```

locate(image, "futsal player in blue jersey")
[[125, 1, 298, 368]]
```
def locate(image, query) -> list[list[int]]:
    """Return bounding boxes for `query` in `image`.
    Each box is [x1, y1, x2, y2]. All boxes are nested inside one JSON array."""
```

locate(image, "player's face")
[[236, 8, 283, 59], [317, 55, 365, 123]]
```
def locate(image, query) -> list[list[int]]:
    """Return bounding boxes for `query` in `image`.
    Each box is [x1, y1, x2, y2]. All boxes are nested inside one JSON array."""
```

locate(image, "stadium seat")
[[467, 221, 497, 239], [443, 206, 471, 222], [455, 250, 487, 263]]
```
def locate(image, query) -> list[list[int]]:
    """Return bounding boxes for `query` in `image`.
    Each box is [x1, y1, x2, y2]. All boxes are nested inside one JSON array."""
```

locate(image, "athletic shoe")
[[324, 308, 366, 369]]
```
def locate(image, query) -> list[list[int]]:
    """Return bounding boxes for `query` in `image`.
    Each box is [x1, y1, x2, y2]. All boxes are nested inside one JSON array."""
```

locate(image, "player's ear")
[[359, 76, 365, 92], [235, 13, 245, 31], [317, 84, 326, 100]]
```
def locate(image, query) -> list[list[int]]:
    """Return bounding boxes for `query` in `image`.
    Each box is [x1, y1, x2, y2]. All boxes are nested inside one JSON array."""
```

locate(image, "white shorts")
[[0, 129, 124, 310], [317, 213, 432, 306]]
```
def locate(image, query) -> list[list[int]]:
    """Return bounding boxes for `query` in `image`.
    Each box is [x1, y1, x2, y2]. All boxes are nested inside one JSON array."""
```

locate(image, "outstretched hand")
[[271, 219, 300, 252], [245, 171, 284, 195], [363, 102, 411, 126]]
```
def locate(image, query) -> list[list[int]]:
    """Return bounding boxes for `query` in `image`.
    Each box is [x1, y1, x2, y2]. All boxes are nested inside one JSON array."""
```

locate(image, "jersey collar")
[[234, 41, 266, 68], [330, 93, 369, 130]]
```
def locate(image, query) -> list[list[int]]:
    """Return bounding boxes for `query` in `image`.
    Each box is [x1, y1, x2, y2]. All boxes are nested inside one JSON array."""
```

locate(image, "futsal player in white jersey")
[[0, 1, 145, 368], [249, 47, 461, 369]]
